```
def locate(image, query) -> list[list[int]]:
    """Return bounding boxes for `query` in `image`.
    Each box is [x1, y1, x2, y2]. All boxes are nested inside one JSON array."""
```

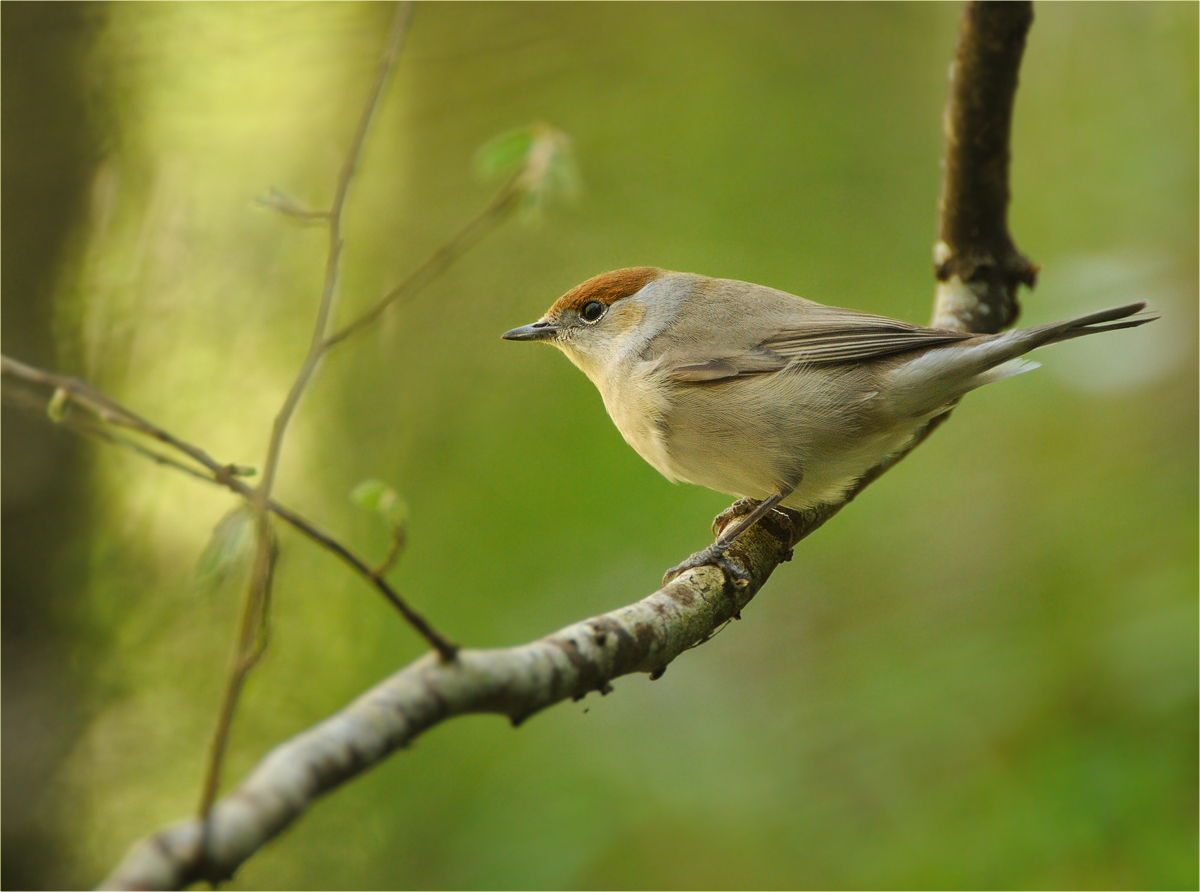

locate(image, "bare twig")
[[200, 1, 417, 830], [265, 500, 450, 654], [2, 381, 218, 485], [258, 1, 413, 495], [0, 355, 458, 662], [198, 516, 278, 824], [932, 0, 1037, 333], [1, 355, 240, 486], [324, 181, 523, 347]]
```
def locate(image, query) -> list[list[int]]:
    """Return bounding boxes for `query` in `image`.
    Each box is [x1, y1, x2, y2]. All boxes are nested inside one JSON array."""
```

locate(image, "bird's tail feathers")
[[886, 300, 1155, 416], [1036, 301, 1155, 345], [973, 356, 1041, 386]]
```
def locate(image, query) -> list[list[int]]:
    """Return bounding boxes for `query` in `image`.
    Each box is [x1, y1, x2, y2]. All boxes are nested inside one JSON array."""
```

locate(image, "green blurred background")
[[3, 3, 1196, 889]]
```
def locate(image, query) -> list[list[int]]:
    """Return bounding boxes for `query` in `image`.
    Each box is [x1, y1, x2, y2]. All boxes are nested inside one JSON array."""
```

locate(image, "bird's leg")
[[663, 489, 794, 589], [710, 497, 761, 537]]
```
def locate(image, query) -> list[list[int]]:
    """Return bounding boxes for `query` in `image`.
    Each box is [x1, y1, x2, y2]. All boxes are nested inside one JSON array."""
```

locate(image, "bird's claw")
[[714, 498, 800, 550], [710, 498, 760, 537], [662, 543, 751, 589]]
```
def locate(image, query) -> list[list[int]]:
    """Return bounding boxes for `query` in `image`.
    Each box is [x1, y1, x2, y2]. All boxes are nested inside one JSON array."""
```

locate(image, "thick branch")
[[98, 510, 797, 890], [932, 0, 1037, 333]]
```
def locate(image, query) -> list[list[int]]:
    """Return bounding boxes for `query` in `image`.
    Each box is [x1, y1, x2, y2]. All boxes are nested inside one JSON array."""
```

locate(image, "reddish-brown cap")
[[549, 267, 663, 315]]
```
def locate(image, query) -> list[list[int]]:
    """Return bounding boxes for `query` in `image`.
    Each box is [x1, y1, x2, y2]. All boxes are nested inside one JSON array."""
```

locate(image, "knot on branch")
[[933, 243, 1040, 331]]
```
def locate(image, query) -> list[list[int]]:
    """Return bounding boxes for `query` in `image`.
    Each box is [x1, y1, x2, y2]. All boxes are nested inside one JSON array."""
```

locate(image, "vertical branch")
[[258, 1, 413, 495], [932, 0, 1038, 334], [198, 0, 416, 834], [781, 2, 1040, 539], [197, 518, 277, 824]]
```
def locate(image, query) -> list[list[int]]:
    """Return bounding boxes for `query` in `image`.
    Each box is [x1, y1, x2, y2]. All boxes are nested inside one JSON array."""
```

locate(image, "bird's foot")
[[662, 542, 751, 590], [715, 498, 799, 554], [710, 497, 761, 537]]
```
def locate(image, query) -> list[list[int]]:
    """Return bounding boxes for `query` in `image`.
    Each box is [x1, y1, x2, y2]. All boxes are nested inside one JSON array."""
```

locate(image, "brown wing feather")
[[762, 318, 974, 365], [665, 310, 975, 382]]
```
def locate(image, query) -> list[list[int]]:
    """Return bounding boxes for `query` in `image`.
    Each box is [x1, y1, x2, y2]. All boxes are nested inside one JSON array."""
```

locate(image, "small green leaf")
[[254, 188, 327, 222], [47, 387, 70, 423], [473, 128, 537, 180], [350, 479, 409, 529], [196, 507, 254, 583], [474, 123, 580, 219]]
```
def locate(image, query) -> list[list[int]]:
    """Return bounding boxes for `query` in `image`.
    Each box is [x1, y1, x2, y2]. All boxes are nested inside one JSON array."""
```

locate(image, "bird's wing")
[[664, 308, 975, 383], [759, 312, 975, 364]]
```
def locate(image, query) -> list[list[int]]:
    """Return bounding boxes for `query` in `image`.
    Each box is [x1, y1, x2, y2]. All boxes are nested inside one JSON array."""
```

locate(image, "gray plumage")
[[504, 269, 1152, 512]]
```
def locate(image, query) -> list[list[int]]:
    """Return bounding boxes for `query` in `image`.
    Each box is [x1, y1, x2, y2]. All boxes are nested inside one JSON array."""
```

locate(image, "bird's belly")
[[663, 420, 923, 508], [658, 369, 930, 508], [778, 426, 924, 509]]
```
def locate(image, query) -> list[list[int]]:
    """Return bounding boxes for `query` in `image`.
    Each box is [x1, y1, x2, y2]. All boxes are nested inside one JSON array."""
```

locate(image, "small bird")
[[503, 268, 1152, 584]]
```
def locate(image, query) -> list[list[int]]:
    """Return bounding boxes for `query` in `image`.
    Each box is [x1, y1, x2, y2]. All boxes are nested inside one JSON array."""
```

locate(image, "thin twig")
[[0, 355, 458, 661], [258, 0, 413, 496], [60, 420, 217, 486], [3, 383, 214, 485], [196, 516, 276, 873], [372, 527, 407, 578], [199, 0, 417, 832], [266, 501, 451, 657], [1, 355, 239, 485], [324, 181, 522, 348]]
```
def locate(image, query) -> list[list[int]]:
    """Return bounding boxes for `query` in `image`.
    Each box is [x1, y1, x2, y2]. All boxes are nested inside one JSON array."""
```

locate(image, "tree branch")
[[258, 1, 413, 496], [201, 2, 418, 826], [0, 355, 458, 661], [99, 510, 796, 891], [323, 180, 523, 348], [932, 0, 1037, 333], [91, 2, 1039, 887]]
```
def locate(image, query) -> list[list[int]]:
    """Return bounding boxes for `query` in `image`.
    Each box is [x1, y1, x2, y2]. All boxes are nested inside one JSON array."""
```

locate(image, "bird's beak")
[[502, 320, 561, 341]]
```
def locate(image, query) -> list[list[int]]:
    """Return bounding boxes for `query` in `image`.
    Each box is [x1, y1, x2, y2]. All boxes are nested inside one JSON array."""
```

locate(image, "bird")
[[503, 268, 1153, 585]]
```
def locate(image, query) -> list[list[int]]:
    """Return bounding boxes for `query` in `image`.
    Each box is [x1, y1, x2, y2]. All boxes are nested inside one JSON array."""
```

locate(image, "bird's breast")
[[595, 359, 677, 482]]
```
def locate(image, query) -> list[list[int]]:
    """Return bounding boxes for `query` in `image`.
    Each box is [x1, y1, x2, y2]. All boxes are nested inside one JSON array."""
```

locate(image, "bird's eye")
[[579, 300, 605, 323]]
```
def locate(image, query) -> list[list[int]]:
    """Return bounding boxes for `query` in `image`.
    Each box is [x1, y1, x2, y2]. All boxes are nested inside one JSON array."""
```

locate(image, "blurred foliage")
[[2, 3, 1196, 890], [474, 122, 581, 217], [349, 478, 409, 531], [195, 507, 255, 586]]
